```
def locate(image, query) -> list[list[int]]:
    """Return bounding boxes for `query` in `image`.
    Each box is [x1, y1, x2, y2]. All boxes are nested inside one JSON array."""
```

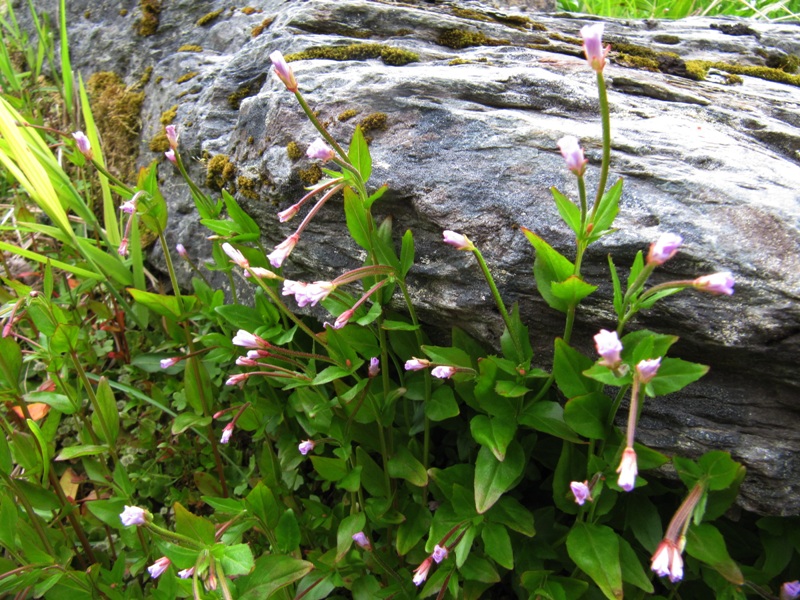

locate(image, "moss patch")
[[764, 53, 800, 73], [197, 9, 224, 26], [178, 44, 203, 53], [684, 60, 800, 86], [87, 72, 144, 182], [448, 58, 471, 66], [228, 74, 266, 110], [451, 7, 546, 31], [251, 17, 274, 37], [653, 34, 680, 45], [241, 7, 259, 15], [119, 8, 128, 16], [286, 141, 303, 161], [177, 72, 199, 83], [359, 112, 387, 133], [337, 108, 358, 122], [237, 176, 260, 200], [438, 29, 510, 50], [206, 155, 236, 190], [285, 43, 418, 66], [149, 106, 178, 152], [136, 0, 161, 36], [298, 164, 323, 185]]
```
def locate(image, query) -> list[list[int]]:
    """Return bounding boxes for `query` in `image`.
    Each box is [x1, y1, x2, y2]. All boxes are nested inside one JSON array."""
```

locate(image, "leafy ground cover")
[[559, 0, 800, 20]]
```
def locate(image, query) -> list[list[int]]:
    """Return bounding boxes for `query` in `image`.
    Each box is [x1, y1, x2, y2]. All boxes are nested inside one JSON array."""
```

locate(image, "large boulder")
[[23, 0, 800, 515]]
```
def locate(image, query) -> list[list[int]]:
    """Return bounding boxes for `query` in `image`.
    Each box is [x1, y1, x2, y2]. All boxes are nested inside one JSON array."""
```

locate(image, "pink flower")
[[283, 280, 334, 307], [306, 139, 335, 162], [616, 446, 638, 492], [651, 539, 684, 583], [594, 329, 622, 368], [147, 556, 171, 578], [220, 423, 234, 444], [442, 230, 475, 251], [120, 199, 137, 214], [636, 358, 661, 383], [222, 242, 249, 269], [412, 557, 433, 586], [332, 309, 354, 330], [278, 204, 299, 222], [160, 357, 181, 369], [268, 234, 299, 268], [118, 238, 129, 257], [270, 51, 298, 92], [431, 366, 457, 379], [235, 356, 258, 367], [580, 23, 609, 72], [693, 272, 734, 295], [432, 545, 448, 564], [405, 358, 430, 371], [647, 233, 682, 265], [72, 131, 92, 159], [226, 373, 249, 386], [232, 330, 268, 348], [557, 136, 587, 176], [570, 481, 592, 506], [165, 125, 178, 149], [298, 440, 315, 455], [368, 357, 380, 378], [120, 505, 148, 526], [178, 567, 195, 579], [782, 581, 800, 600], [165, 149, 176, 164], [176, 243, 188, 259], [352, 532, 372, 550]]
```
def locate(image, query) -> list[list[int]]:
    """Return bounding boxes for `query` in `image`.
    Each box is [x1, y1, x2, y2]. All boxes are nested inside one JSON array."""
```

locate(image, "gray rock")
[[21, 0, 800, 515]]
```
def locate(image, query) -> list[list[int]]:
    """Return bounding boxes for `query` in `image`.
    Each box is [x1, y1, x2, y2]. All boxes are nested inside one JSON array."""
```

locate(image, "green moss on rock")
[[286, 141, 302, 161], [251, 17, 274, 37], [206, 155, 236, 190], [241, 7, 259, 15], [136, 0, 161, 36], [178, 44, 203, 53], [177, 72, 199, 83], [337, 108, 358, 122], [438, 29, 509, 50], [653, 34, 680, 45], [228, 74, 266, 110], [298, 164, 322, 185], [285, 43, 418, 66], [197, 9, 223, 26], [359, 112, 387, 133], [237, 176, 259, 200]]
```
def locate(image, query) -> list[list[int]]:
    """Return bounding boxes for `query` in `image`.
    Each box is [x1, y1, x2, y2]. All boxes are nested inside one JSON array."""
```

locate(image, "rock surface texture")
[[27, 0, 800, 515]]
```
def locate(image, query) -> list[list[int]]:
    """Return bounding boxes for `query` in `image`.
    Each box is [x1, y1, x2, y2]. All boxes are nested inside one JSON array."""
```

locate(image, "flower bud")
[[147, 556, 171, 578], [594, 329, 622, 368], [72, 131, 93, 159], [306, 139, 335, 162], [580, 23, 609, 73], [570, 481, 592, 506], [404, 358, 430, 371], [647, 233, 683, 265], [431, 366, 457, 379], [165, 149, 177, 164], [165, 125, 178, 149], [636, 358, 661, 383], [557, 136, 587, 176], [442, 230, 475, 251], [298, 440, 315, 455], [693, 272, 734, 295], [120, 505, 149, 526], [270, 51, 298, 92]]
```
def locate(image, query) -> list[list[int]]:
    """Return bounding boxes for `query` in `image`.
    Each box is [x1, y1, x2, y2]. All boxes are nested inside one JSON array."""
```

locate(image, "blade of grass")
[[58, 0, 73, 119], [0, 240, 102, 280]]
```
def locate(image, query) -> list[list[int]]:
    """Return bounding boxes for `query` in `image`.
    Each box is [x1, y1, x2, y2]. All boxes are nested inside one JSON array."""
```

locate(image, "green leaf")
[[25, 391, 77, 414], [0, 433, 11, 475], [551, 187, 581, 235], [470, 415, 516, 461], [474, 442, 524, 514], [426, 385, 460, 421], [566, 523, 623, 600], [336, 512, 366, 561], [237, 554, 314, 599], [487, 496, 535, 537], [49, 322, 79, 354], [387, 446, 427, 487], [618, 535, 653, 593], [222, 190, 260, 236], [400, 229, 415, 277], [698, 451, 742, 491], [459, 555, 500, 584], [183, 357, 212, 415], [381, 320, 419, 331], [127, 288, 197, 320], [245, 483, 281, 530], [647, 357, 709, 396], [553, 339, 602, 399], [550, 276, 598, 305], [92, 376, 119, 444], [518, 400, 581, 443], [481, 522, 514, 569], [500, 303, 533, 366], [608, 254, 623, 318], [421, 345, 472, 369], [275, 509, 301, 554], [310, 456, 349, 482], [55, 444, 107, 461], [624, 495, 662, 553], [0, 337, 22, 392], [396, 503, 430, 556], [221, 543, 255, 577], [582, 363, 629, 387], [685, 523, 744, 584], [521, 227, 574, 313], [348, 125, 372, 181], [76, 238, 132, 286], [563, 393, 611, 440], [174, 502, 215, 545], [172, 413, 212, 435], [215, 304, 265, 332], [589, 178, 622, 241]]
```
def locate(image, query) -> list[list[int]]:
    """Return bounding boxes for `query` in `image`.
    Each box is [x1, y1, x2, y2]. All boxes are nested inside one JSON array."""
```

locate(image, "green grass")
[[557, 0, 800, 20]]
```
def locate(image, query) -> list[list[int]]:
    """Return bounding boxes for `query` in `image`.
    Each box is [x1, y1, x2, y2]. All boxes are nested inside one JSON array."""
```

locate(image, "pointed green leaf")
[[0, 337, 22, 392], [474, 442, 524, 514], [343, 187, 370, 251], [563, 392, 611, 440], [618, 535, 654, 592], [589, 178, 622, 241], [348, 125, 372, 181], [685, 523, 744, 584], [550, 275, 597, 305], [174, 502, 215, 545], [551, 187, 582, 235], [93, 376, 119, 444], [387, 446, 427, 487], [518, 400, 582, 443], [647, 357, 709, 397], [310, 456, 349, 482], [426, 385, 460, 421], [553, 339, 602, 399], [337, 512, 366, 561], [698, 451, 742, 491], [481, 521, 514, 569], [566, 522, 623, 600], [470, 415, 516, 461], [238, 554, 314, 600], [487, 496, 535, 537], [396, 503, 430, 556], [221, 543, 255, 576], [521, 227, 574, 313], [400, 229, 415, 277], [276, 509, 301, 554]]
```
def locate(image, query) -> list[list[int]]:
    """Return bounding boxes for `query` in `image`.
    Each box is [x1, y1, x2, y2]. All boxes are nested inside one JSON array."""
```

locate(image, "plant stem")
[[591, 71, 611, 220], [472, 247, 523, 360], [294, 91, 348, 161]]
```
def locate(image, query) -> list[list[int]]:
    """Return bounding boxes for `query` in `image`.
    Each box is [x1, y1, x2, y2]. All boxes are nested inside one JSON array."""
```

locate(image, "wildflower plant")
[[0, 6, 796, 600]]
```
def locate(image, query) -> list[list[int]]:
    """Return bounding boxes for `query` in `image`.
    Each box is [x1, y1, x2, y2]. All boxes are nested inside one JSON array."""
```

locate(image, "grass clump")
[[177, 72, 199, 83], [197, 9, 224, 26], [438, 29, 510, 50], [87, 72, 144, 181], [285, 44, 418, 66], [251, 17, 274, 37], [178, 45, 203, 53], [286, 141, 303, 161], [136, 0, 161, 36]]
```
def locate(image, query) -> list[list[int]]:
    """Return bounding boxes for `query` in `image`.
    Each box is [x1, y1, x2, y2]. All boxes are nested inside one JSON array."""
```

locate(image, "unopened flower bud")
[[432, 545, 448, 564], [431, 366, 457, 379], [220, 423, 234, 444], [404, 358, 430, 371], [693, 272, 734, 295], [570, 481, 592, 506], [594, 329, 622, 368], [636, 358, 661, 383], [160, 356, 181, 369], [147, 556, 171, 578], [352, 531, 372, 550], [616, 446, 638, 492], [368, 357, 380, 378], [442, 230, 475, 251], [270, 51, 298, 92], [306, 139, 335, 162], [72, 131, 93, 159], [580, 23, 609, 72], [222, 242, 249, 269], [268, 234, 299, 268], [165, 149, 176, 164], [648, 233, 683, 265], [120, 505, 148, 526], [118, 238, 129, 257], [557, 136, 587, 176], [278, 204, 299, 222], [412, 557, 433, 586], [298, 440, 315, 455], [165, 125, 178, 149]]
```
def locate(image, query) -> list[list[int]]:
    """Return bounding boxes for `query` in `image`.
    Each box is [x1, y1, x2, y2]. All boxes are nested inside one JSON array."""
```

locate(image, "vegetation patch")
[[337, 108, 358, 122], [176, 72, 199, 83], [251, 17, 274, 37], [228, 74, 266, 110], [149, 105, 178, 152], [197, 9, 224, 26], [237, 176, 260, 200], [286, 141, 303, 161], [135, 0, 161, 36], [178, 44, 203, 53], [653, 34, 680, 45], [285, 44, 419, 66], [438, 29, 510, 50], [241, 7, 259, 15], [206, 154, 236, 190], [87, 72, 144, 181], [359, 112, 387, 134], [684, 60, 800, 86], [298, 164, 322, 185]]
